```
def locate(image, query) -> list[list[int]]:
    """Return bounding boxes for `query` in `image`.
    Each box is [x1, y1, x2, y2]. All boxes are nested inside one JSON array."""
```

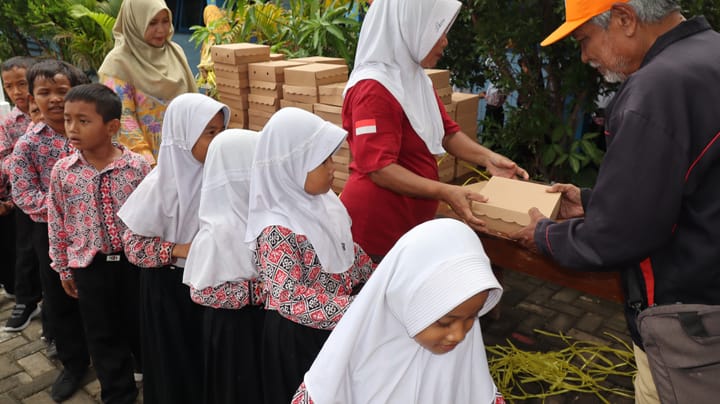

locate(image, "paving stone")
[[0, 336, 28, 355], [567, 328, 610, 346], [82, 379, 100, 400], [20, 391, 54, 404], [17, 353, 55, 378], [546, 312, 576, 334], [62, 390, 98, 404], [516, 301, 556, 318], [0, 372, 32, 394], [0, 357, 21, 379], [0, 394, 20, 404], [551, 287, 582, 303], [526, 285, 557, 304], [19, 322, 43, 343], [10, 370, 58, 400], [575, 312, 605, 334], [8, 341, 45, 362], [543, 298, 586, 317]]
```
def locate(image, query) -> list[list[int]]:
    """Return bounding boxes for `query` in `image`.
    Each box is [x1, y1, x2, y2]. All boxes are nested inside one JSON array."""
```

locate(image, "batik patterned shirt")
[[256, 225, 375, 330], [189, 281, 266, 310], [0, 106, 30, 201], [8, 123, 73, 222], [122, 231, 175, 269], [48, 146, 150, 280]]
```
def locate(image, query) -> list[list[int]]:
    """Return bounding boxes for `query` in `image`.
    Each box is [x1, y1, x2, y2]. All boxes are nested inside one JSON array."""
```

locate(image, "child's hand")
[[61, 279, 79, 299], [172, 242, 191, 258]]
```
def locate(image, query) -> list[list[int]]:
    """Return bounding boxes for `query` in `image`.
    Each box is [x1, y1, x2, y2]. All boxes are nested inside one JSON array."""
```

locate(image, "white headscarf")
[[118, 93, 229, 262], [244, 107, 354, 274], [304, 218, 503, 404], [183, 129, 259, 289], [345, 0, 461, 155]]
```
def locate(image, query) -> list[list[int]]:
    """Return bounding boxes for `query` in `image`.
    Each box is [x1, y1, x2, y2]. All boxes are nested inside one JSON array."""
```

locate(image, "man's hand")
[[547, 183, 584, 219], [440, 184, 488, 231], [486, 152, 529, 180], [510, 208, 546, 253], [61, 279, 79, 299]]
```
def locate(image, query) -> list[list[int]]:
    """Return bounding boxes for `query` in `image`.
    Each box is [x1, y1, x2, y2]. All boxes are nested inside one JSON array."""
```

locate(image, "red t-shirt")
[[340, 79, 460, 256]]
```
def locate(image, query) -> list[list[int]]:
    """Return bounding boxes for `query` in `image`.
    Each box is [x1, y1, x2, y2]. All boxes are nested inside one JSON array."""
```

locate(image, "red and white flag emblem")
[[355, 119, 377, 135]]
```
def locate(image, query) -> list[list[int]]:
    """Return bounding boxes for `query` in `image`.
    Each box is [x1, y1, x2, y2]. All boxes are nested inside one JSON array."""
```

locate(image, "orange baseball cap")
[[540, 0, 630, 46]]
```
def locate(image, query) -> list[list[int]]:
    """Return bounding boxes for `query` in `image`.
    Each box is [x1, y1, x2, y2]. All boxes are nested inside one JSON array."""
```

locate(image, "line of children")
[[0, 56, 45, 334], [182, 129, 265, 404], [118, 93, 229, 404], [7, 59, 92, 402], [293, 218, 505, 404], [244, 107, 376, 404], [48, 83, 151, 404]]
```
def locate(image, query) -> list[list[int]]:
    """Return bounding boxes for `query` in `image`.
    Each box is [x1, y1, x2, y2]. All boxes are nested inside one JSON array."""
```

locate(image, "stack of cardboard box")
[[311, 80, 349, 194], [211, 43, 271, 129], [246, 60, 306, 130], [282, 63, 349, 114], [451, 92, 482, 178], [290, 56, 346, 65], [425, 69, 455, 183]]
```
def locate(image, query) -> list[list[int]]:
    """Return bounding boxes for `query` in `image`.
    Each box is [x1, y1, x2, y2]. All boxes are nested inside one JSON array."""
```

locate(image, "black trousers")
[[32, 221, 89, 373], [140, 267, 205, 404], [0, 211, 15, 295], [202, 306, 265, 404], [261, 310, 330, 404], [73, 253, 140, 404], [12, 210, 42, 307]]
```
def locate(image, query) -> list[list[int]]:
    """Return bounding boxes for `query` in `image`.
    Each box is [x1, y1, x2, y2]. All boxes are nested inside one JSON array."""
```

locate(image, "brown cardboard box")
[[248, 60, 306, 83], [248, 94, 280, 113], [467, 177, 561, 236], [283, 84, 318, 104], [228, 109, 249, 129], [313, 103, 342, 126], [249, 80, 283, 98], [248, 108, 274, 130], [269, 53, 286, 61], [451, 92, 481, 117], [217, 91, 250, 109], [284, 63, 349, 86], [280, 99, 314, 113], [436, 86, 452, 105], [436, 154, 456, 183], [444, 102, 456, 116], [318, 82, 347, 107], [216, 81, 250, 95], [290, 56, 347, 65], [211, 43, 270, 65], [424, 69, 450, 89], [214, 63, 249, 82]]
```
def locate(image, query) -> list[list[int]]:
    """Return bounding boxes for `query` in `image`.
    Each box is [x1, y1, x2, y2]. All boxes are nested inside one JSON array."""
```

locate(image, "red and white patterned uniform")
[[47, 146, 151, 280], [256, 225, 374, 330], [0, 107, 31, 201]]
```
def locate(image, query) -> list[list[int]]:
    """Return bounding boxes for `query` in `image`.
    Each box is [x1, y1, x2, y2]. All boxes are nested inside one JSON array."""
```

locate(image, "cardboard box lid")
[[269, 53, 286, 61], [290, 56, 347, 65], [284, 63, 349, 86], [424, 69, 451, 89], [213, 63, 249, 73], [313, 103, 342, 114], [468, 177, 560, 226], [283, 84, 318, 96], [248, 93, 279, 107], [452, 92, 481, 116], [280, 99, 314, 113], [250, 80, 282, 91], [248, 61, 307, 82], [318, 82, 347, 96], [211, 43, 270, 65]]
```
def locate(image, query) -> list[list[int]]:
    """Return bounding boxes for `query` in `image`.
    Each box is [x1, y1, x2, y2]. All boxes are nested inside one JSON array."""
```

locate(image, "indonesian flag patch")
[[355, 119, 377, 136]]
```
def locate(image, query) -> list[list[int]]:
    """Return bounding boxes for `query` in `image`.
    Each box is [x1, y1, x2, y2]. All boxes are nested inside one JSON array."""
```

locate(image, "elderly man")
[[513, 1, 720, 403]]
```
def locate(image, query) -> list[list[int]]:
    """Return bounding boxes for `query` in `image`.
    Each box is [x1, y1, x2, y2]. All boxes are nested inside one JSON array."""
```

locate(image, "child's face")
[[191, 111, 225, 163], [304, 156, 335, 195], [64, 100, 118, 153], [31, 74, 72, 129], [144, 9, 171, 48], [2, 67, 30, 112], [413, 290, 489, 355]]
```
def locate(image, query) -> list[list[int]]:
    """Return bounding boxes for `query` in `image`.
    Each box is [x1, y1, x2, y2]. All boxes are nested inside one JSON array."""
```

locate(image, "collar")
[[641, 16, 711, 68], [68, 144, 130, 172], [6, 106, 28, 122]]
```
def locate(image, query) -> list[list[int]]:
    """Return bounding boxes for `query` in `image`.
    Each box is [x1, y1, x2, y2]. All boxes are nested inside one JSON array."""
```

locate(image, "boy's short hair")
[[27, 59, 90, 96], [65, 84, 122, 123], [1, 56, 36, 72]]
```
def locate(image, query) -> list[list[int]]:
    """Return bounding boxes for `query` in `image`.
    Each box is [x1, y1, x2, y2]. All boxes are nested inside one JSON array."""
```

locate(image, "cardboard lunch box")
[[249, 80, 283, 98], [283, 63, 349, 87], [280, 99, 314, 113], [290, 56, 347, 65], [424, 69, 450, 89], [436, 86, 452, 105], [211, 43, 270, 65], [466, 176, 561, 237], [213, 63, 249, 82], [318, 82, 347, 107], [313, 103, 342, 127], [283, 84, 318, 104], [248, 60, 307, 83], [248, 94, 280, 114]]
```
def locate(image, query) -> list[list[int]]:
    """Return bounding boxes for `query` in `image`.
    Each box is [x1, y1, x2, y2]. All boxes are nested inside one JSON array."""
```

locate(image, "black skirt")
[[261, 310, 330, 404], [140, 266, 205, 404], [202, 305, 265, 404]]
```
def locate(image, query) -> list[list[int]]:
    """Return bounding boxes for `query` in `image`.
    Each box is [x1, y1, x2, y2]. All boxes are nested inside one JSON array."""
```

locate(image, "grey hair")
[[591, 0, 681, 28]]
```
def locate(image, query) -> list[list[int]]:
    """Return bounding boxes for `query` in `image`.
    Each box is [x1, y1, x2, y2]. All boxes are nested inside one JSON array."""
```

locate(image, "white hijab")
[[345, 0, 461, 155], [244, 107, 354, 274], [118, 93, 229, 262], [304, 218, 503, 404], [183, 129, 259, 289]]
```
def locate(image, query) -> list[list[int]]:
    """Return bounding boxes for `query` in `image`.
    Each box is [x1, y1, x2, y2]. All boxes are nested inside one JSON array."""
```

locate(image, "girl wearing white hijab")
[[292, 218, 506, 404], [99, 0, 197, 165], [244, 108, 375, 404], [182, 129, 265, 404], [119, 93, 228, 404], [340, 0, 528, 261]]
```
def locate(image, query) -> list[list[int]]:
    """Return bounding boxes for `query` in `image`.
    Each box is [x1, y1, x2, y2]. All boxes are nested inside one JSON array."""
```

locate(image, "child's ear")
[[107, 118, 121, 136]]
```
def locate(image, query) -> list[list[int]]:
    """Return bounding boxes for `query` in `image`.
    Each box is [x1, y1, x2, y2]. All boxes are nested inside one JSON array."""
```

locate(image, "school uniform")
[[118, 93, 229, 404], [294, 218, 505, 404], [0, 108, 41, 310], [8, 122, 90, 373], [244, 108, 375, 404], [48, 145, 150, 404], [183, 130, 266, 404]]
